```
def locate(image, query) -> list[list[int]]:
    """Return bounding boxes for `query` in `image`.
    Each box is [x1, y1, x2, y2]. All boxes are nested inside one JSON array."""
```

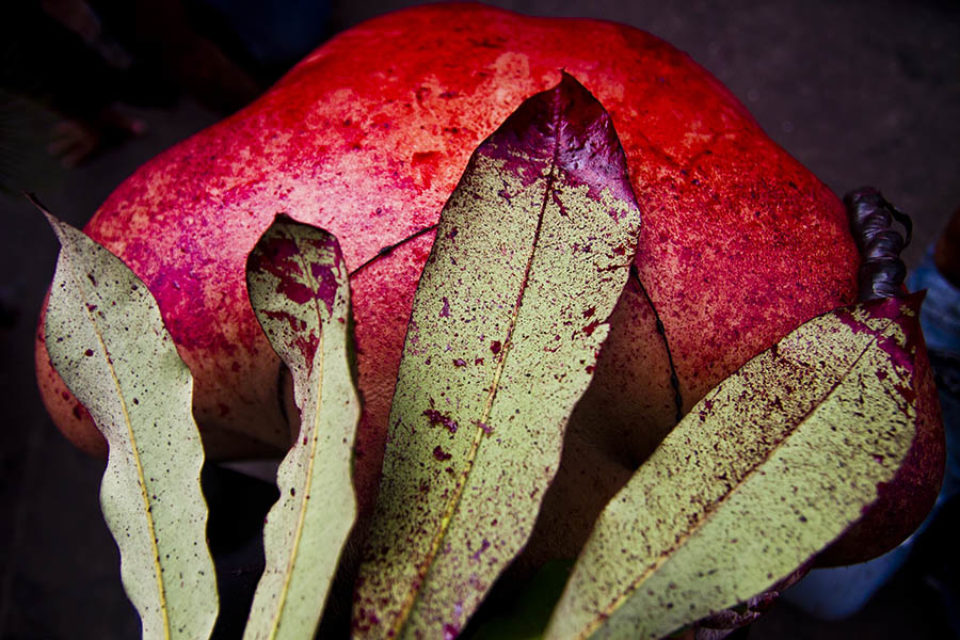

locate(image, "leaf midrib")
[[578, 315, 899, 639], [262, 230, 330, 639], [389, 97, 566, 637], [59, 224, 171, 640]]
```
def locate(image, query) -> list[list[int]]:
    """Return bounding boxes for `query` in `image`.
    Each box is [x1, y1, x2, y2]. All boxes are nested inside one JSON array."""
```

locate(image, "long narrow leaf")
[[546, 295, 928, 640], [41, 207, 218, 640], [242, 216, 360, 639], [353, 73, 643, 639]]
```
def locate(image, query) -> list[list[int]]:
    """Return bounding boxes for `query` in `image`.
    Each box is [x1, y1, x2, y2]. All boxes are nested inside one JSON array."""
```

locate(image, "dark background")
[[2, 0, 959, 637]]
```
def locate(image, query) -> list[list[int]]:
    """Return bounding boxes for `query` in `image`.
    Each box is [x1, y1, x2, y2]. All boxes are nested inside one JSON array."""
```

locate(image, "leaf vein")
[[582, 316, 898, 639], [390, 97, 565, 637], [65, 240, 171, 640], [263, 229, 328, 639]]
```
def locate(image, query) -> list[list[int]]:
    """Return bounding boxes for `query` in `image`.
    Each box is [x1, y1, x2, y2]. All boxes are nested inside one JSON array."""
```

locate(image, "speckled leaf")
[[353, 73, 642, 639], [242, 216, 360, 640], [41, 208, 217, 640], [546, 295, 927, 640]]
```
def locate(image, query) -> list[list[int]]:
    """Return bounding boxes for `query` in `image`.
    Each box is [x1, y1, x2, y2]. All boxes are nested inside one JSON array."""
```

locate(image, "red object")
[[36, 3, 935, 564]]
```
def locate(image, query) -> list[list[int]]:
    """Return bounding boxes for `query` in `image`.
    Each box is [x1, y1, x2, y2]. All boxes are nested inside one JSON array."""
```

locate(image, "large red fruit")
[[35, 4, 937, 564]]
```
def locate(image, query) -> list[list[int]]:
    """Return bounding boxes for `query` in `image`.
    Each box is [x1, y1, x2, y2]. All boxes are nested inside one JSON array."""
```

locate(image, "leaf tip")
[[25, 192, 64, 238]]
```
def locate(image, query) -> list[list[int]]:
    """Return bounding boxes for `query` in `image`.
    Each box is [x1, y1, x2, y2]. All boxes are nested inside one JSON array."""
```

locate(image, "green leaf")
[[353, 73, 643, 638], [545, 295, 926, 640], [40, 206, 218, 640], [242, 216, 360, 640]]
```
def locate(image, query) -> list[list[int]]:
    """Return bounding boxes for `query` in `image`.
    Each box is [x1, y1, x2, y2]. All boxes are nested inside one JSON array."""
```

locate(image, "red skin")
[[36, 4, 935, 564]]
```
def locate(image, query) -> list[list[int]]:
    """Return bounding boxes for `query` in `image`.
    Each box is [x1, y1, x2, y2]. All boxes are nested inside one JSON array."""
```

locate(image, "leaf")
[[545, 295, 927, 640], [242, 216, 360, 639], [352, 73, 643, 639], [40, 205, 218, 640]]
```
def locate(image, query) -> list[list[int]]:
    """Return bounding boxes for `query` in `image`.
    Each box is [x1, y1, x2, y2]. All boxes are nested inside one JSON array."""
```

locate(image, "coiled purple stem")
[[845, 187, 912, 301]]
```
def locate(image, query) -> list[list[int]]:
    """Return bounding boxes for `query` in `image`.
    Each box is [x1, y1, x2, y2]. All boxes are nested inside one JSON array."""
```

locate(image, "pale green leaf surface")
[[243, 216, 360, 640], [42, 211, 217, 640], [353, 74, 643, 639], [546, 296, 924, 640]]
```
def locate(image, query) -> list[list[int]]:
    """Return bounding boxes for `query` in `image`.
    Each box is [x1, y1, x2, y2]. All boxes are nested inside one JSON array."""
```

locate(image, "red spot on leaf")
[[582, 319, 601, 336], [433, 446, 452, 461], [277, 280, 315, 305], [262, 309, 302, 334]]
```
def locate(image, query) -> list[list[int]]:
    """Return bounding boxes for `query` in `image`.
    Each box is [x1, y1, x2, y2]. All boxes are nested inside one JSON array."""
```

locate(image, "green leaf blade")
[[242, 217, 360, 640], [353, 73, 643, 639], [546, 295, 926, 640], [42, 211, 218, 640]]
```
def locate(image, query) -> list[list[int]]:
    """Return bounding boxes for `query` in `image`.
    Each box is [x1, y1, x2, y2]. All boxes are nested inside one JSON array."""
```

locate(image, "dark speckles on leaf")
[[473, 420, 493, 435], [549, 296, 926, 639], [471, 539, 491, 562], [355, 74, 643, 639], [423, 409, 458, 434], [39, 208, 218, 636], [245, 215, 359, 636], [582, 319, 602, 336], [443, 623, 460, 640]]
